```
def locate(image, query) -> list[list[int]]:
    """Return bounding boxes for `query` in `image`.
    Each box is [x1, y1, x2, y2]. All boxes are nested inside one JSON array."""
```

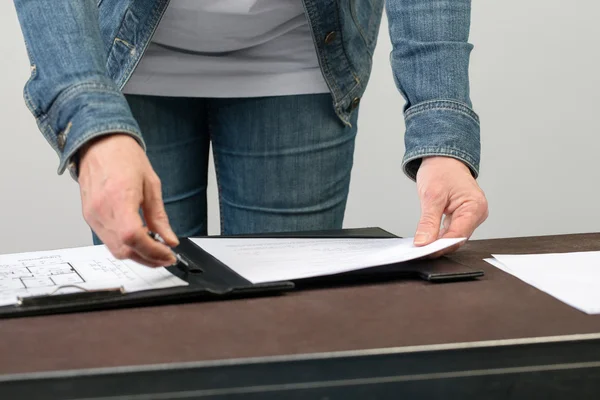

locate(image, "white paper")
[[485, 251, 600, 315], [191, 237, 465, 284], [0, 245, 188, 307]]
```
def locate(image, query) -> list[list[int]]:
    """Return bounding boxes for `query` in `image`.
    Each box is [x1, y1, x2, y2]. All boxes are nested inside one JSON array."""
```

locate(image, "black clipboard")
[[0, 227, 483, 319]]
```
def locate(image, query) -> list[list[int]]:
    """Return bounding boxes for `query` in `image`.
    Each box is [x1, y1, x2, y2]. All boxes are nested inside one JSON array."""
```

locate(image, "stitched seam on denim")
[[114, 37, 135, 51], [405, 100, 479, 124], [61, 121, 73, 142], [212, 134, 356, 158], [51, 83, 120, 114], [305, 1, 363, 109], [21, 33, 43, 118], [66, 126, 142, 155], [349, 1, 379, 58], [405, 99, 473, 113], [406, 107, 480, 125], [301, 1, 357, 127], [405, 100, 479, 122], [38, 117, 58, 148], [403, 148, 479, 177], [404, 147, 478, 164], [118, 2, 169, 90], [302, 3, 341, 96], [219, 194, 347, 215], [61, 126, 140, 156], [337, 81, 364, 106], [333, 1, 362, 88], [58, 127, 142, 173], [350, 1, 370, 56], [402, 151, 479, 181]]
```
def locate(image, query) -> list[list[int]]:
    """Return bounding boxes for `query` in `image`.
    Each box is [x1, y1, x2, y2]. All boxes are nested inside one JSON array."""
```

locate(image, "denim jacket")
[[13, 0, 480, 181]]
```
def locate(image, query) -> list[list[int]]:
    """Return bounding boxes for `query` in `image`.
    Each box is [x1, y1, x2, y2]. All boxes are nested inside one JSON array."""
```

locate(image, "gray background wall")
[[0, 1, 598, 254]]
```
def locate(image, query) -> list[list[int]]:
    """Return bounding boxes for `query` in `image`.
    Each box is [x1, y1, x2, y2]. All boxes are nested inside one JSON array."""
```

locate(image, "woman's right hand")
[[77, 134, 178, 267]]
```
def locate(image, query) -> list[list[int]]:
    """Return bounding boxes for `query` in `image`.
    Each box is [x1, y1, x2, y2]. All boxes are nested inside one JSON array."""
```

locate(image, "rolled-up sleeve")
[[13, 0, 144, 179], [386, 0, 480, 180]]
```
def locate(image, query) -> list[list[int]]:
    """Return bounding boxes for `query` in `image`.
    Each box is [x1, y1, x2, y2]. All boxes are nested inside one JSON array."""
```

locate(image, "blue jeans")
[[93, 93, 358, 243]]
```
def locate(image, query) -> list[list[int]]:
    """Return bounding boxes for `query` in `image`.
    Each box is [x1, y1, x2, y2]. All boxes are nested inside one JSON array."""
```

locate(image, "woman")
[[13, 0, 488, 267]]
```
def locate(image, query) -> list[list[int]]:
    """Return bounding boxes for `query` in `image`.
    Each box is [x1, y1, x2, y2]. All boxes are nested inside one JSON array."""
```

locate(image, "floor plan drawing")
[[0, 262, 84, 291], [0, 245, 188, 307]]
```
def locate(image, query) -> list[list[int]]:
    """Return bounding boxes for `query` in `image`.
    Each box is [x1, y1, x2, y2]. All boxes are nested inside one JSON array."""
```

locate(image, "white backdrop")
[[1, 1, 599, 254]]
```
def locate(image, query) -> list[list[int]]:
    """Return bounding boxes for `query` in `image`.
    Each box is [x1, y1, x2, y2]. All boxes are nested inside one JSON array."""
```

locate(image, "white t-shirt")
[[123, 0, 330, 98]]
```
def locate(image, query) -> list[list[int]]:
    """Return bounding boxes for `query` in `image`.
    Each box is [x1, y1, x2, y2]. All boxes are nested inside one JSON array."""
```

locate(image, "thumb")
[[142, 175, 179, 246], [414, 194, 445, 246]]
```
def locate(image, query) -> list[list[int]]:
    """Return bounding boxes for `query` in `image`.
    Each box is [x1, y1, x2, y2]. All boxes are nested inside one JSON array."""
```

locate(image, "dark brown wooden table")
[[2, 233, 600, 399]]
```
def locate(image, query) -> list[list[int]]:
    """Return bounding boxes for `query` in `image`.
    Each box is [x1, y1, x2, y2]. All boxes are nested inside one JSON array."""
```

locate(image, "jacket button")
[[57, 132, 66, 151], [324, 31, 337, 44], [351, 97, 361, 109]]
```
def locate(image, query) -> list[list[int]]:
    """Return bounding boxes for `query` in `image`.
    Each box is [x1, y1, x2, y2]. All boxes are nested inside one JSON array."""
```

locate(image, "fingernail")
[[414, 232, 430, 245]]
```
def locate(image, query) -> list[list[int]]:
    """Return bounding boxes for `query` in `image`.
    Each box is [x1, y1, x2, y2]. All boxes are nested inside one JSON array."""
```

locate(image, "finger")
[[115, 244, 174, 268], [117, 210, 177, 265], [414, 190, 446, 246], [441, 206, 481, 241], [142, 174, 179, 247], [90, 218, 175, 267], [85, 182, 176, 265], [426, 208, 479, 259]]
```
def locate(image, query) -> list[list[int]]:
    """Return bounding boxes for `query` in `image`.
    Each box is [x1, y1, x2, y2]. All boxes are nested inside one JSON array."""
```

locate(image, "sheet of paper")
[[0, 245, 188, 307], [485, 251, 600, 315], [191, 237, 465, 284]]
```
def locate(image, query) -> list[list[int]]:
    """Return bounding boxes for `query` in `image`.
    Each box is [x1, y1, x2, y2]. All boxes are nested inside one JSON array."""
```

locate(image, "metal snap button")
[[324, 31, 337, 44]]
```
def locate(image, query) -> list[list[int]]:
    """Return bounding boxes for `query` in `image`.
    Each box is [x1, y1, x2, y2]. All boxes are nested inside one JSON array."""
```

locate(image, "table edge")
[[3, 332, 600, 383]]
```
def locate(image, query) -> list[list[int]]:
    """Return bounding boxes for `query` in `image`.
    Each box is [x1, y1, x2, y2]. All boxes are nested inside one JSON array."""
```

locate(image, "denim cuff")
[[37, 81, 145, 178], [402, 100, 481, 181]]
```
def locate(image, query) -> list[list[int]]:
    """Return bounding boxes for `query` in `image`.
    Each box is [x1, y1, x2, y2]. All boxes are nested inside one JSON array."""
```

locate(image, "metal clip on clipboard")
[[16, 285, 126, 307]]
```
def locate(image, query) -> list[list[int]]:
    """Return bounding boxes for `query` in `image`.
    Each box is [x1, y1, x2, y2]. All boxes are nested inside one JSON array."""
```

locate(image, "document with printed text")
[[191, 237, 465, 284], [0, 236, 463, 307]]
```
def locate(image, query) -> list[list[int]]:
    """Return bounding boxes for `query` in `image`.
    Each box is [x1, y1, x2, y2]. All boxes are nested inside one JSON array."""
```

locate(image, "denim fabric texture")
[[90, 93, 357, 242], [13, 0, 480, 182]]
